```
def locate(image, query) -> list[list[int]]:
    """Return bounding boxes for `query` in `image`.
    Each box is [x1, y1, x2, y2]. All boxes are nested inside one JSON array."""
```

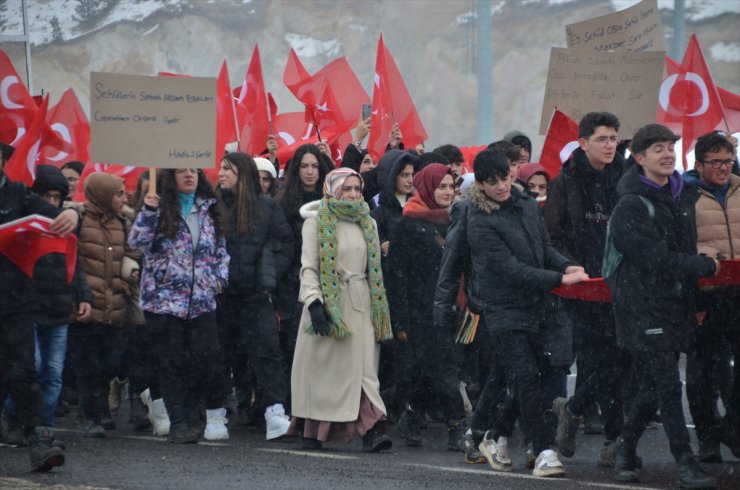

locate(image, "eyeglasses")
[[700, 159, 734, 169], [590, 136, 620, 146]]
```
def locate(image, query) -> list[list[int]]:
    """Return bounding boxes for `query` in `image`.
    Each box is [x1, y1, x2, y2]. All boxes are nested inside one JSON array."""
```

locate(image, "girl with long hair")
[[274, 144, 331, 376], [128, 168, 230, 444], [216, 152, 294, 440]]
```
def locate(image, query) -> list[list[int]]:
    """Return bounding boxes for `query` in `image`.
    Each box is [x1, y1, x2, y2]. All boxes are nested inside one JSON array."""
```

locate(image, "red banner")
[[552, 260, 740, 302]]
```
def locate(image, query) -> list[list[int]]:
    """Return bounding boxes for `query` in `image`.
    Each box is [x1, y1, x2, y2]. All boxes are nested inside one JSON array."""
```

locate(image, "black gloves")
[[308, 300, 331, 336]]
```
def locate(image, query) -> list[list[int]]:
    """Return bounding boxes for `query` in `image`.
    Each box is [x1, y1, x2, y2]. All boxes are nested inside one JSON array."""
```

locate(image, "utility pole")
[[476, 0, 493, 144], [670, 0, 686, 60]]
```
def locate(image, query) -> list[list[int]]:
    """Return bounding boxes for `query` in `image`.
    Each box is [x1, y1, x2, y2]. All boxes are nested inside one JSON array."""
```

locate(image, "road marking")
[[0, 477, 113, 489], [402, 463, 659, 489], [257, 448, 359, 460], [53, 428, 168, 443]]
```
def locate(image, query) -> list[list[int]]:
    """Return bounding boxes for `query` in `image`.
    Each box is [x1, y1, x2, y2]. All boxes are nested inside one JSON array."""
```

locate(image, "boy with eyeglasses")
[[543, 112, 629, 463], [684, 131, 740, 464]]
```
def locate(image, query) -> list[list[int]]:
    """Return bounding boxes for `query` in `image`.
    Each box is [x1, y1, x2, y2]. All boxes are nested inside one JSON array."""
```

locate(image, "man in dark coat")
[[3, 166, 92, 440], [609, 124, 718, 488], [0, 153, 78, 471], [543, 112, 628, 460], [435, 149, 589, 477]]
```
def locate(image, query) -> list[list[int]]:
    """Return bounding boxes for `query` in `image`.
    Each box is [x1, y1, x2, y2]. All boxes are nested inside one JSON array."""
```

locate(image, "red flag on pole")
[[717, 87, 740, 134], [0, 50, 38, 146], [0, 214, 78, 283], [4, 94, 50, 186], [367, 34, 428, 161], [235, 45, 270, 156], [40, 88, 91, 166], [73, 163, 147, 202], [539, 110, 579, 179]]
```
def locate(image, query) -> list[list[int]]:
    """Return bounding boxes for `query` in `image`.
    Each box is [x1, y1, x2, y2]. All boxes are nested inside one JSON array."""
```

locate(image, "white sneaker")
[[264, 403, 290, 441], [495, 436, 512, 466], [204, 407, 229, 441], [141, 389, 170, 436], [533, 449, 566, 478], [478, 431, 513, 472]]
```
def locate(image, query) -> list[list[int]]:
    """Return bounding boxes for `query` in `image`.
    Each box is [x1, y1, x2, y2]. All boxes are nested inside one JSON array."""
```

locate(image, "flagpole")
[[312, 111, 322, 142], [148, 168, 157, 196], [231, 87, 241, 152]]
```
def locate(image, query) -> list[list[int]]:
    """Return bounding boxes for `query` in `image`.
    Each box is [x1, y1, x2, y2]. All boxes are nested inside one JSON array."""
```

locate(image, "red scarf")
[[403, 194, 450, 225]]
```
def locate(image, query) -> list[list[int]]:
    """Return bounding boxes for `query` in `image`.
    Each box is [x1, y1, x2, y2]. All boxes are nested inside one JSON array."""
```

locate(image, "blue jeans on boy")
[[5, 323, 68, 427]]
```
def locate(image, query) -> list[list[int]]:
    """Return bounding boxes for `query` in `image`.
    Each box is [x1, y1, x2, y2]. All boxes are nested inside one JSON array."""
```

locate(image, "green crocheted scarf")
[[305, 197, 392, 342]]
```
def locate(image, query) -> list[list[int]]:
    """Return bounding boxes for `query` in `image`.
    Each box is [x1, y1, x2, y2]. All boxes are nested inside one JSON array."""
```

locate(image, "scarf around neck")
[[178, 192, 196, 217], [403, 194, 450, 225], [306, 197, 392, 342]]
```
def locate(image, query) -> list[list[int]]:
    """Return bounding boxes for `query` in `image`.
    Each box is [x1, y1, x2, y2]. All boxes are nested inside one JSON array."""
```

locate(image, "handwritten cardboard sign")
[[566, 0, 665, 53], [540, 48, 665, 136], [90, 72, 216, 168]]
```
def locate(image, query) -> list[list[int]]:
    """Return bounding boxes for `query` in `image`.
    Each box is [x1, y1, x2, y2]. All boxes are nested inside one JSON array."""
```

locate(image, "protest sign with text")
[[539, 48, 664, 136], [566, 0, 665, 53], [90, 72, 216, 168]]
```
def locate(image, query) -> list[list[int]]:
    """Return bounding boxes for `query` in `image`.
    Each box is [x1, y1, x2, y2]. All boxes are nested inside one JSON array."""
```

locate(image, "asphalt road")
[[2, 400, 739, 490]]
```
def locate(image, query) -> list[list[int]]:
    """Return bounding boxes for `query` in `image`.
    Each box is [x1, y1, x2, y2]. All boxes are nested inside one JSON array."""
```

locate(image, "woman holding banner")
[[128, 167, 230, 444]]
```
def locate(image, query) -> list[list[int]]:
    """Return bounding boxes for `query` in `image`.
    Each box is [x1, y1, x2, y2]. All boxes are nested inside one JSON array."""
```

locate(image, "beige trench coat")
[[290, 200, 387, 422]]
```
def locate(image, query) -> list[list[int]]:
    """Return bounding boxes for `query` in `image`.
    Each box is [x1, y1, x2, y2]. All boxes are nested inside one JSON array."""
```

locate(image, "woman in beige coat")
[[289, 168, 393, 452]]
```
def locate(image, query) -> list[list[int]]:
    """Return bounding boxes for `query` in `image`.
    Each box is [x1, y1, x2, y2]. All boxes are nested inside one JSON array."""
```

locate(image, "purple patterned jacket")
[[128, 198, 229, 320]]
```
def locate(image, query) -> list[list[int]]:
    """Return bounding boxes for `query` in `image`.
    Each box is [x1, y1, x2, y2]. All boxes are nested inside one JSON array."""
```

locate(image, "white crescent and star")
[[658, 71, 710, 117]]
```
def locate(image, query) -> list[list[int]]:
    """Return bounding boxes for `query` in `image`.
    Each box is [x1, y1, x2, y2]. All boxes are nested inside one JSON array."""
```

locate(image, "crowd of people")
[[0, 112, 738, 489]]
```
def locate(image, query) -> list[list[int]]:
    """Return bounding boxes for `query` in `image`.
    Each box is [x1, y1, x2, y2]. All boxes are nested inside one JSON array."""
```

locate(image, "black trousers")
[[686, 297, 740, 442], [395, 323, 466, 423], [70, 324, 128, 423], [568, 300, 625, 441], [621, 350, 692, 462], [0, 314, 44, 435], [491, 330, 549, 454], [147, 312, 225, 429], [126, 323, 161, 400], [218, 294, 288, 409]]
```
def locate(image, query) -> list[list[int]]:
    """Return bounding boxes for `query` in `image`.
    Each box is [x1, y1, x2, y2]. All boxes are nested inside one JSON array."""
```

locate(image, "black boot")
[[301, 437, 323, 450], [397, 407, 422, 447], [130, 397, 151, 431], [676, 453, 717, 489], [362, 426, 392, 453], [614, 438, 639, 483], [446, 418, 467, 452], [167, 405, 198, 444], [719, 414, 740, 459], [697, 437, 722, 463], [1, 409, 26, 446], [28, 427, 65, 472]]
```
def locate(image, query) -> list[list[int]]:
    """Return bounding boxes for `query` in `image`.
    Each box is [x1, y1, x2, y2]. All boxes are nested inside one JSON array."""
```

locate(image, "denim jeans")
[[5, 323, 68, 427]]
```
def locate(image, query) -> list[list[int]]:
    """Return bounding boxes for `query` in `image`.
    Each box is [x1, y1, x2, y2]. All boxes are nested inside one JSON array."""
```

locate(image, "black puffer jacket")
[[463, 186, 570, 336], [386, 215, 448, 333], [370, 150, 422, 246], [543, 148, 626, 276], [610, 165, 715, 352], [222, 191, 293, 297], [0, 175, 66, 316]]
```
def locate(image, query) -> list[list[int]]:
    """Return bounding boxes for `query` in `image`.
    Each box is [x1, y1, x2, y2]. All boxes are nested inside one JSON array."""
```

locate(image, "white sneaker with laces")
[[533, 449, 567, 477], [140, 389, 171, 436], [265, 403, 290, 441], [204, 407, 229, 441], [478, 431, 513, 472], [495, 436, 512, 465]]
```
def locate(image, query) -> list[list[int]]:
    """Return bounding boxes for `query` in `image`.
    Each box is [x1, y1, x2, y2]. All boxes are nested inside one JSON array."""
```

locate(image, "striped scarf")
[[306, 197, 392, 342]]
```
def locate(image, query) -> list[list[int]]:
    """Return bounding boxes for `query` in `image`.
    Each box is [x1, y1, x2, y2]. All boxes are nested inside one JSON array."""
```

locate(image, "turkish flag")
[[661, 36, 725, 167], [283, 49, 317, 109], [0, 50, 37, 146], [311, 57, 370, 131], [39, 88, 91, 166], [234, 45, 270, 157], [368, 34, 428, 161], [4, 94, 51, 186], [717, 87, 740, 134], [73, 163, 147, 202], [459, 145, 487, 174], [0, 214, 77, 283], [539, 109, 579, 179]]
